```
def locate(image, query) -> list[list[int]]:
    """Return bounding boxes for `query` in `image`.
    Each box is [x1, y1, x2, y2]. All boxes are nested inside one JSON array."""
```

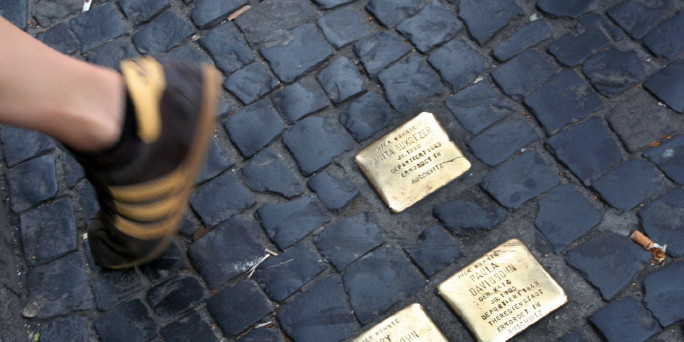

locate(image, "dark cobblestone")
[[317, 6, 375, 48], [525, 69, 603, 133], [547, 117, 622, 185], [608, 0, 675, 39], [535, 184, 601, 253], [315, 213, 384, 270], [404, 225, 462, 277], [548, 14, 624, 67], [277, 276, 359, 342], [643, 261, 684, 326], [147, 275, 206, 320], [60, 152, 84, 188], [93, 300, 157, 342], [7, 155, 58, 213], [242, 148, 304, 199], [20, 199, 75, 266], [558, 331, 587, 342], [190, 171, 256, 226], [469, 119, 539, 166], [459, 0, 523, 45], [643, 11, 684, 61], [85, 39, 139, 69], [433, 199, 508, 233], [224, 63, 280, 104], [1, 127, 53, 168], [91, 268, 143, 311], [590, 296, 661, 342], [140, 242, 189, 284], [639, 188, 684, 258], [481, 151, 559, 210], [199, 22, 253, 74], [238, 328, 286, 341], [379, 54, 446, 112], [340, 92, 396, 141], [132, 11, 195, 55], [188, 217, 265, 289], [397, 1, 463, 53], [428, 39, 486, 92], [118, 0, 169, 26], [207, 280, 273, 337], [317, 56, 367, 104], [537, 0, 599, 18], [74, 181, 98, 218], [160, 311, 219, 342], [197, 138, 234, 184], [592, 159, 668, 211], [0, 0, 27, 29], [160, 44, 212, 64], [271, 77, 330, 123], [493, 20, 551, 61], [257, 197, 331, 249], [37, 23, 79, 55], [644, 59, 684, 113], [365, 0, 423, 28], [492, 50, 555, 97], [191, 0, 247, 28], [354, 31, 413, 76], [644, 135, 684, 185], [254, 243, 325, 301], [582, 48, 655, 96], [70, 3, 127, 53], [224, 100, 285, 157], [565, 231, 650, 300], [283, 116, 354, 175], [234, 0, 318, 44], [445, 82, 514, 135], [40, 316, 89, 342], [314, 0, 355, 9], [307, 170, 359, 210], [32, 0, 79, 27]]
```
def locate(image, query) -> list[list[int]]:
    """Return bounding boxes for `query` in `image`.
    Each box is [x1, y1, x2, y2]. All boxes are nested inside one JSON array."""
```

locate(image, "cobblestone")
[[224, 100, 285, 157], [37, 23, 79, 55], [93, 300, 156, 342], [459, 0, 523, 45], [307, 170, 359, 210], [639, 188, 684, 258], [434, 199, 508, 233], [161, 43, 212, 64], [607, 0, 675, 39], [365, 0, 423, 28], [396, 1, 463, 53], [493, 19, 551, 61], [537, 0, 599, 18], [20, 199, 75, 266], [592, 159, 668, 211], [644, 59, 684, 113], [85, 40, 139, 69], [118, 0, 169, 26], [91, 268, 143, 311], [224, 63, 280, 104], [354, 31, 413, 76], [315, 213, 384, 270], [253, 243, 325, 301], [70, 3, 127, 53], [32, 0, 80, 27], [207, 280, 273, 337], [548, 14, 624, 67], [644, 135, 684, 185], [468, 118, 539, 166], [404, 225, 462, 276], [0, 0, 28, 29], [379, 54, 446, 112], [132, 11, 195, 55], [340, 92, 396, 142], [257, 197, 331, 249], [445, 82, 514, 135], [316, 56, 367, 104], [160, 311, 218, 342], [428, 39, 486, 92], [234, 0, 318, 44], [242, 148, 304, 199], [139, 242, 188, 284], [7, 155, 58, 213], [238, 328, 286, 341], [492, 49, 556, 97], [40, 316, 90, 342], [190, 171, 255, 226], [198, 138, 234, 184], [282, 116, 354, 175], [643, 261, 684, 326], [314, 0, 355, 9], [317, 6, 375, 48], [199, 22, 254, 74], [590, 296, 661, 342], [1, 127, 53, 168], [146, 275, 205, 320], [271, 77, 330, 123], [643, 10, 684, 61], [582, 48, 655, 96], [191, 0, 246, 28]]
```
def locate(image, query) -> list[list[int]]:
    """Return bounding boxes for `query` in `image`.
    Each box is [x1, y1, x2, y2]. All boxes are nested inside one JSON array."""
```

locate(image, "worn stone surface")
[[317, 6, 375, 48], [537, 0, 599, 18], [140, 242, 189, 284], [492, 50, 555, 97], [191, 0, 247, 28], [0, 284, 24, 342], [91, 268, 143, 311], [644, 135, 684, 185], [70, 3, 127, 53], [234, 0, 318, 44], [434, 199, 508, 234], [160, 311, 219, 342], [7, 155, 58, 213], [428, 39, 486, 92], [365, 0, 423, 28], [643, 261, 684, 326], [643, 11, 684, 61], [0, 0, 28, 28], [20, 199, 76, 266], [315, 213, 384, 270], [396, 1, 463, 53], [238, 328, 286, 342], [468, 119, 539, 166], [340, 92, 396, 141], [271, 77, 330, 123], [1, 127, 53, 168], [199, 22, 254, 74], [207, 280, 273, 337], [379, 54, 447, 112], [283, 116, 354, 175], [32, 0, 80, 26], [160, 44, 212, 67], [404, 225, 462, 276], [590, 297, 661, 342], [190, 171, 255, 226], [40, 316, 90, 342], [639, 188, 684, 258], [459, 0, 523, 44], [132, 11, 195, 55], [224, 100, 285, 157], [354, 31, 413, 76], [93, 300, 157, 342], [224, 63, 280, 104], [445, 82, 514, 135], [644, 59, 684, 113], [257, 197, 331, 249], [242, 148, 304, 198], [548, 14, 624, 67], [582, 48, 655, 96], [147, 275, 206, 320], [316, 56, 367, 104], [37, 23, 79, 55], [314, 0, 355, 9], [118, 0, 169, 26], [592, 159, 668, 211], [493, 20, 551, 61], [307, 171, 359, 210], [260, 24, 333, 83], [253, 243, 325, 301], [608, 0, 675, 38], [85, 39, 139, 69], [197, 138, 234, 184]]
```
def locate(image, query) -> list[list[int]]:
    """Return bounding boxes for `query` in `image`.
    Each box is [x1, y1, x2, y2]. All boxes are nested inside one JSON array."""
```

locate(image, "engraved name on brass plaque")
[[438, 239, 567, 342], [355, 112, 471, 213], [352, 303, 449, 342]]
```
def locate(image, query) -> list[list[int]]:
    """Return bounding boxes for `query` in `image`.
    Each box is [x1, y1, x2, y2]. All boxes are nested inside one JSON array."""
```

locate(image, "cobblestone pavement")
[[1, 0, 684, 341]]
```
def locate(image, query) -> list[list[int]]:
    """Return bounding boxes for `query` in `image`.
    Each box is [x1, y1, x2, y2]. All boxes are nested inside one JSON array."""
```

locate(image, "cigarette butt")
[[631, 231, 654, 250]]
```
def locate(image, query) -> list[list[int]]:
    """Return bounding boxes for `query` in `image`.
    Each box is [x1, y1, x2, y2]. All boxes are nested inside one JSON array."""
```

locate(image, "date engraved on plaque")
[[355, 112, 471, 212], [351, 303, 448, 342], [438, 239, 567, 342]]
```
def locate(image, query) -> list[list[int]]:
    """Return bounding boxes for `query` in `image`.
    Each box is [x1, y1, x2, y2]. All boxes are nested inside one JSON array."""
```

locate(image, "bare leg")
[[0, 17, 124, 152]]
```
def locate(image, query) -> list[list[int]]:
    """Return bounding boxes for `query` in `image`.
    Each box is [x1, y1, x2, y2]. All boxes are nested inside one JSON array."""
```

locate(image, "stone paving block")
[[147, 275, 206, 320], [445, 82, 514, 135], [32, 0, 79, 27], [317, 6, 375, 48], [60, 152, 84, 188], [160, 311, 219, 342], [565, 231, 650, 300], [608, 0, 675, 39], [70, 3, 126, 53], [558, 331, 588, 342], [643, 11, 684, 61], [1, 127, 53, 168], [316, 56, 367, 104], [397, 1, 463, 53], [433, 199, 508, 233], [188, 217, 265, 289], [271, 77, 330, 123], [639, 188, 684, 258], [224, 100, 285, 157], [582, 48, 655, 96], [242, 148, 304, 199], [343, 245, 425, 324], [590, 296, 661, 342], [85, 39, 139, 69], [224, 63, 280, 104], [93, 300, 157, 342], [493, 20, 552, 61], [140, 242, 189, 284], [254, 243, 325, 302], [118, 0, 169, 25], [260, 24, 334, 84], [315, 213, 384, 270], [307, 171, 359, 210], [283, 116, 354, 175], [191, 0, 247, 28], [535, 184, 601, 253], [190, 171, 255, 227], [20, 199, 75, 265], [592, 159, 668, 211], [354, 31, 413, 76], [7, 155, 58, 213], [40, 316, 89, 342], [314, 0, 354, 9], [160, 43, 212, 64], [525, 69, 603, 133], [404, 225, 463, 277], [644, 135, 684, 185], [340, 92, 396, 141], [208, 280, 273, 337], [238, 328, 285, 341], [547, 117, 622, 185], [365, 0, 423, 28], [378, 54, 447, 112], [468, 119, 539, 166], [644, 59, 684, 113], [643, 261, 684, 326], [132, 11, 195, 55], [73, 181, 98, 219], [428, 39, 486, 92], [178, 214, 198, 238], [459, 0, 523, 45], [91, 268, 143, 311], [234, 0, 318, 44], [37, 23, 79, 55], [197, 138, 234, 184], [25, 252, 93, 318], [277, 276, 359, 342], [0, 1, 27, 28], [492, 50, 555, 97], [481, 151, 559, 210], [199, 22, 254, 74], [548, 14, 624, 67], [537, 0, 599, 18], [257, 197, 331, 249]]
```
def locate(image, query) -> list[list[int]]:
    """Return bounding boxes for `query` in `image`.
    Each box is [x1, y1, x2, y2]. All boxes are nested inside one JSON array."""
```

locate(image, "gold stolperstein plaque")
[[351, 303, 448, 342], [355, 112, 471, 213], [438, 239, 567, 342]]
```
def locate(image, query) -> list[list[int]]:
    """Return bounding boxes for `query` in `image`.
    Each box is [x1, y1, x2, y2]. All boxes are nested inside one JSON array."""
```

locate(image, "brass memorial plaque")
[[355, 112, 471, 212], [438, 239, 567, 342], [352, 303, 449, 342]]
